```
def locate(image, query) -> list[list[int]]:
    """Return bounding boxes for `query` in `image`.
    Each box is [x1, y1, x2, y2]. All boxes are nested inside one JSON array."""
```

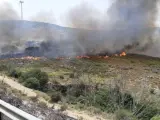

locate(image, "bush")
[[59, 75, 64, 79], [69, 73, 74, 78], [115, 109, 138, 120], [60, 103, 68, 111], [38, 101, 48, 108], [151, 115, 160, 120], [65, 86, 135, 113], [24, 77, 40, 89], [67, 83, 86, 98], [29, 96, 38, 102], [88, 88, 118, 112], [38, 71, 49, 87], [21, 69, 49, 90], [8, 69, 22, 78], [136, 104, 159, 120], [0, 64, 8, 71], [50, 92, 62, 103]]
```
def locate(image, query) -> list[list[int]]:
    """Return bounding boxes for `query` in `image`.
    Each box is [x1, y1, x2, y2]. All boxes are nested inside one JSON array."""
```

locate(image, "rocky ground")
[[0, 82, 76, 120]]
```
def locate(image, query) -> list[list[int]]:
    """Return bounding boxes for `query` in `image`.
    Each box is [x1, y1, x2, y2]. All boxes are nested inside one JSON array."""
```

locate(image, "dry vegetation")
[[0, 54, 160, 120]]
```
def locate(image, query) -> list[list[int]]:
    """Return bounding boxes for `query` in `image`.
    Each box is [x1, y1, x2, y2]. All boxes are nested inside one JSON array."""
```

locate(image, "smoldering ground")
[[0, 0, 160, 57], [66, 0, 160, 56]]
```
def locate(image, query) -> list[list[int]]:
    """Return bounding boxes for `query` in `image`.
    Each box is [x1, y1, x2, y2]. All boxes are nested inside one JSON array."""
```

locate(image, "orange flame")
[[120, 52, 126, 57], [76, 56, 90, 59], [8, 56, 42, 61]]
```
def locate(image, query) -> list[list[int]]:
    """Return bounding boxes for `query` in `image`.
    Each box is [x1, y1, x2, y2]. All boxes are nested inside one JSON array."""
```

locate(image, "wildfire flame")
[[20, 56, 41, 60], [8, 56, 42, 61], [120, 52, 126, 57], [76, 56, 90, 59], [1, 52, 127, 61], [56, 52, 127, 60]]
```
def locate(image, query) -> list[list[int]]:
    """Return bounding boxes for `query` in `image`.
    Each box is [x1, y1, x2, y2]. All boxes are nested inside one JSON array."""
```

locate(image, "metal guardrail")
[[0, 100, 41, 120]]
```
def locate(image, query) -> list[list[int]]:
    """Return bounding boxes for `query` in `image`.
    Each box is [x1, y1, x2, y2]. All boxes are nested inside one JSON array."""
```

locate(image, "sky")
[[0, 0, 112, 26], [0, 0, 160, 27]]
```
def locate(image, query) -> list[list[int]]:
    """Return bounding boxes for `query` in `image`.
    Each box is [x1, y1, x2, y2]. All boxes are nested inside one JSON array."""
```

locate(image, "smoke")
[[0, 2, 19, 20], [65, 0, 160, 56], [66, 3, 102, 30], [0, 0, 160, 57], [106, 0, 159, 52], [0, 2, 57, 55], [0, 2, 20, 54], [31, 11, 56, 24]]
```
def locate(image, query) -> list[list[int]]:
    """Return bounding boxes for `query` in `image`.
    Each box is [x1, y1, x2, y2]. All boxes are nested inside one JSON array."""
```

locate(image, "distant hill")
[[0, 20, 71, 31], [0, 20, 159, 58]]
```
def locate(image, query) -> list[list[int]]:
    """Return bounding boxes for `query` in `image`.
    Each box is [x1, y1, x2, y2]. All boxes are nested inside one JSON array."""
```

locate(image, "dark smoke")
[[65, 0, 160, 56], [0, 0, 160, 58], [106, 0, 159, 53]]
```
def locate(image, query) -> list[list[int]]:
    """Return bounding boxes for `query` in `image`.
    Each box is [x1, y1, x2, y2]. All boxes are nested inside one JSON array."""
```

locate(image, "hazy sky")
[[0, 0, 112, 26], [0, 0, 160, 26]]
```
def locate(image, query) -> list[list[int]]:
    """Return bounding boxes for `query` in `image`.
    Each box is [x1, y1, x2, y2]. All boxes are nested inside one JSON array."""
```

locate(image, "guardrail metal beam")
[[0, 100, 41, 120]]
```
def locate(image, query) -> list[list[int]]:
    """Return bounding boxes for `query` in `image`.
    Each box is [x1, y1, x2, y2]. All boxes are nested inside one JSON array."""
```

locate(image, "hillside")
[[0, 20, 160, 120], [0, 54, 159, 120]]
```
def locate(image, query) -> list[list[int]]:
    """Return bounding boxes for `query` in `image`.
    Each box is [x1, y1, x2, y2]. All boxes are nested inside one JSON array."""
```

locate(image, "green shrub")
[[21, 69, 49, 90], [0, 64, 8, 71], [151, 115, 160, 120], [115, 109, 138, 120], [66, 86, 135, 113], [88, 88, 118, 112], [136, 104, 159, 120], [24, 77, 40, 89], [38, 71, 49, 87], [67, 83, 86, 98]]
